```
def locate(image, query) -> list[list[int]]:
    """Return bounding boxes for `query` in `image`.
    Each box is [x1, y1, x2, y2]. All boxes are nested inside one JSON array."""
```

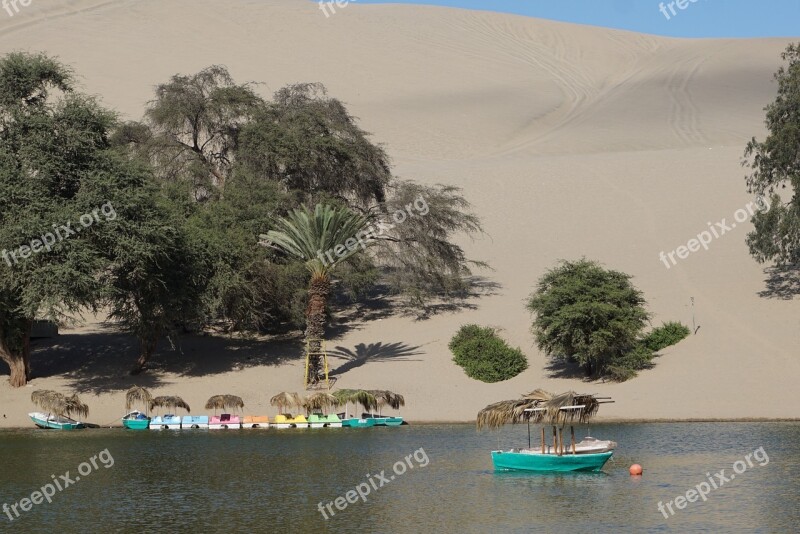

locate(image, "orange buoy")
[[629, 464, 643, 475]]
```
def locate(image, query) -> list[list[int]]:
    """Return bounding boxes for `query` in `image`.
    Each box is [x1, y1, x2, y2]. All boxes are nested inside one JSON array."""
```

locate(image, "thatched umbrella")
[[125, 386, 153, 412], [150, 396, 190, 414], [477, 390, 609, 454], [63, 394, 89, 419], [270, 392, 302, 415], [303, 392, 340, 413], [332, 389, 378, 418], [31, 390, 89, 419], [31, 390, 64, 415], [205, 395, 245, 413], [367, 390, 405, 413]]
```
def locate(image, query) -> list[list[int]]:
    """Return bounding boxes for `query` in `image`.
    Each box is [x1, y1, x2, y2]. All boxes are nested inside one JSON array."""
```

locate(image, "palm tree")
[[263, 204, 373, 386]]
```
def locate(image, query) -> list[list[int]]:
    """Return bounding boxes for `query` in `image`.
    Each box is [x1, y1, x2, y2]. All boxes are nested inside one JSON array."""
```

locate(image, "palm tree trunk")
[[305, 274, 331, 386]]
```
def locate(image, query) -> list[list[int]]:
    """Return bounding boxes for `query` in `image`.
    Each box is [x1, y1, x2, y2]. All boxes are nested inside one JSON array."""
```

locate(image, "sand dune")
[[0, 0, 797, 426]]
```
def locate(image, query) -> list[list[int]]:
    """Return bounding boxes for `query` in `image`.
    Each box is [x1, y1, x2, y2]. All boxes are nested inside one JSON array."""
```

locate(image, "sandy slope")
[[0, 0, 797, 426]]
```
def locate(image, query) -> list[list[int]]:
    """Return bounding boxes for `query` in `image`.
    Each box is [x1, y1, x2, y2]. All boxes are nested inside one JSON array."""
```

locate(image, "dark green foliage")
[[743, 43, 800, 266], [238, 83, 391, 207], [449, 325, 528, 383], [526, 259, 650, 380], [0, 52, 196, 383], [642, 321, 690, 353]]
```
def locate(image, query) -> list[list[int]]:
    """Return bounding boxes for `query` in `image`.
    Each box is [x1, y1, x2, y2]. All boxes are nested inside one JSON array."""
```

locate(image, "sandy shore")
[[1, 0, 798, 427]]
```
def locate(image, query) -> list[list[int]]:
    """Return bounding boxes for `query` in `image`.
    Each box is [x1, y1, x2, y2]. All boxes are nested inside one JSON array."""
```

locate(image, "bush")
[[449, 325, 528, 383], [607, 345, 655, 382], [526, 259, 649, 378], [642, 321, 691, 352]]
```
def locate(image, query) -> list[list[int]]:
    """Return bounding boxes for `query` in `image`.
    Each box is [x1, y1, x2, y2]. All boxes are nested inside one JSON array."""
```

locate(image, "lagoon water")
[[0, 423, 798, 533]]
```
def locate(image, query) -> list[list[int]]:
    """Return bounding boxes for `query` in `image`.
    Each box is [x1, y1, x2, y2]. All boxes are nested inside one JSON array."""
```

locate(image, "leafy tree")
[[103, 192, 212, 375], [264, 204, 372, 384], [449, 324, 527, 382], [0, 53, 153, 385], [238, 83, 391, 207], [743, 43, 800, 265], [526, 259, 650, 379], [114, 65, 263, 199]]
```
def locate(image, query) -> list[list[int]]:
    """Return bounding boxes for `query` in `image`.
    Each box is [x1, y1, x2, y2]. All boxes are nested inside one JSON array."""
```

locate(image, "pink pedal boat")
[[209, 413, 241, 429]]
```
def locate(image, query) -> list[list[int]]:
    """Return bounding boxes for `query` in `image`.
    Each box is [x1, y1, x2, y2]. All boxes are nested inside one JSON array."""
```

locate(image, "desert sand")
[[0, 0, 797, 427]]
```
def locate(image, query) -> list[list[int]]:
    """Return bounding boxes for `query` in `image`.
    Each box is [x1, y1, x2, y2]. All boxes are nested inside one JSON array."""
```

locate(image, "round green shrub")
[[643, 321, 691, 352], [449, 325, 528, 383]]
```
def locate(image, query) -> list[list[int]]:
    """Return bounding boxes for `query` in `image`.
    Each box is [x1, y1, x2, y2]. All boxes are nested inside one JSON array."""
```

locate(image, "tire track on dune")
[[0, 0, 119, 37], [431, 13, 606, 155], [665, 52, 708, 146], [437, 13, 680, 158]]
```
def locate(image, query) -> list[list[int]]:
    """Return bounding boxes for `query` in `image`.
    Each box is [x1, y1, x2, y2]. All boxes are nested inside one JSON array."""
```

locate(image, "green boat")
[[122, 410, 151, 430], [478, 390, 617, 473], [491, 450, 613, 472], [341, 417, 375, 428], [29, 412, 85, 430], [362, 414, 404, 426], [308, 414, 342, 428]]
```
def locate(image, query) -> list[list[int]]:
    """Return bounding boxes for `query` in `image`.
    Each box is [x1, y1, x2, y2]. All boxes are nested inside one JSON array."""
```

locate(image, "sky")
[[346, 0, 800, 38]]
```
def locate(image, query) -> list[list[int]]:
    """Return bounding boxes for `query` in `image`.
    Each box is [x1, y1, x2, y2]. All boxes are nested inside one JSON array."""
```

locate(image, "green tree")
[[526, 259, 649, 378], [264, 204, 372, 385], [743, 43, 800, 265], [114, 65, 263, 199], [238, 83, 391, 207], [0, 52, 162, 386], [103, 192, 212, 375]]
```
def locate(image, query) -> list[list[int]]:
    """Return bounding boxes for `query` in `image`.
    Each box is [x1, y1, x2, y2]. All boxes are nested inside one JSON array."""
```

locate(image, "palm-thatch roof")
[[63, 394, 89, 419], [31, 390, 89, 418], [270, 392, 302, 413], [303, 392, 340, 412], [367, 390, 405, 410], [125, 386, 153, 411], [477, 389, 604, 430], [332, 389, 378, 412], [150, 396, 190, 413], [205, 395, 245, 411]]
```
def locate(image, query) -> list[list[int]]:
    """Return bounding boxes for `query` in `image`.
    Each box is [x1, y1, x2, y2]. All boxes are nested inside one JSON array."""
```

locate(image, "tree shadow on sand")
[[758, 264, 800, 300], [328, 342, 425, 377], [326, 276, 501, 340], [544, 355, 658, 382], [28, 322, 304, 394]]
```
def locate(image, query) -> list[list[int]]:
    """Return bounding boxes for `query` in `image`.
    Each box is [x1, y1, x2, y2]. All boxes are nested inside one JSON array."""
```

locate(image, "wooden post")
[[571, 426, 576, 454], [552, 426, 557, 455], [541, 427, 546, 454], [527, 417, 531, 449]]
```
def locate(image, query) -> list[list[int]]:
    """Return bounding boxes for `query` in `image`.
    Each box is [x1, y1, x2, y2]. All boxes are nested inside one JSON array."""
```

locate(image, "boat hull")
[[491, 450, 613, 473], [368, 417, 403, 426], [29, 413, 84, 430], [181, 416, 209, 429], [122, 419, 150, 430], [341, 418, 375, 428], [149, 416, 182, 430]]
